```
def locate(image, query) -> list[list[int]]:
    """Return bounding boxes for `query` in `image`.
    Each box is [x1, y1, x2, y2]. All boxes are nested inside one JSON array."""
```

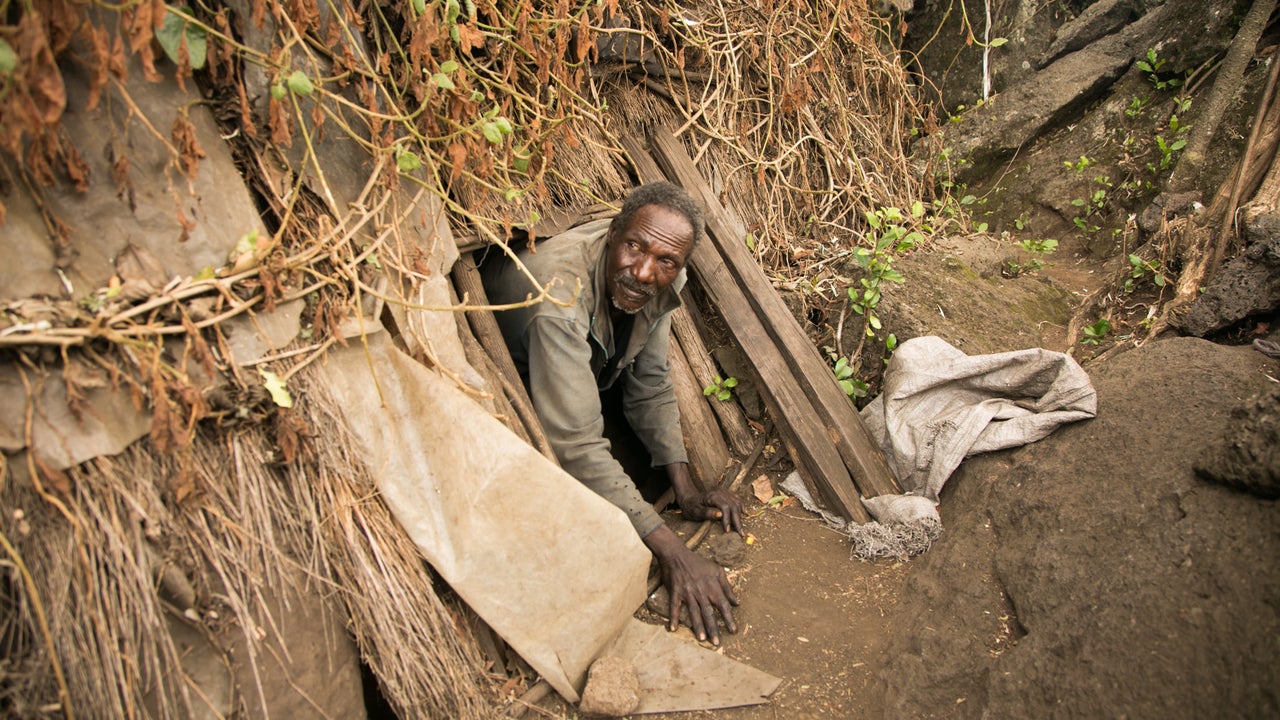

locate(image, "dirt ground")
[[527, 237, 1280, 719]]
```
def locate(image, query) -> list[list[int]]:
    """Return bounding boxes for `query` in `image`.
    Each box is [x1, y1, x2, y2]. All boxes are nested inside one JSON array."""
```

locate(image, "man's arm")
[[525, 315, 666, 536]]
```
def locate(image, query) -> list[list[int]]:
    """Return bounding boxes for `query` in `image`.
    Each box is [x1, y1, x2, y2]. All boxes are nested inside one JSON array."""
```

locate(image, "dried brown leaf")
[[751, 475, 773, 504]]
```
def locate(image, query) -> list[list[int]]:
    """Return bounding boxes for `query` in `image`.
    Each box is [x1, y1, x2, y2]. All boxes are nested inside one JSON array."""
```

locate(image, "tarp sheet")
[[319, 333, 779, 708]]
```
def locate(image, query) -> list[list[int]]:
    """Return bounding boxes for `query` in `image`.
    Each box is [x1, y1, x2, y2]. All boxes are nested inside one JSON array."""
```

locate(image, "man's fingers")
[[688, 596, 709, 642], [668, 592, 683, 633], [702, 605, 721, 645], [714, 598, 737, 635]]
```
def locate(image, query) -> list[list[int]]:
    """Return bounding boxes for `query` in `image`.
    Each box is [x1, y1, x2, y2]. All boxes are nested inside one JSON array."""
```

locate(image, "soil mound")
[[881, 337, 1280, 717]]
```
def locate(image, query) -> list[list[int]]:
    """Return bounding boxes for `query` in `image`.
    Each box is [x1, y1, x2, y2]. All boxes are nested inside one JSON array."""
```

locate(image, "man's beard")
[[611, 272, 655, 314]]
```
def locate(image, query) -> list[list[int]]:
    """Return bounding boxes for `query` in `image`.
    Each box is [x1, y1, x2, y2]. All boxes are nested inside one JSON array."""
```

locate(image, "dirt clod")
[[578, 655, 640, 717]]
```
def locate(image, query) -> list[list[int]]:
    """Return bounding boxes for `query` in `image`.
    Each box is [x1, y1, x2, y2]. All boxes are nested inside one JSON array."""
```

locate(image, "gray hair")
[[610, 182, 705, 250]]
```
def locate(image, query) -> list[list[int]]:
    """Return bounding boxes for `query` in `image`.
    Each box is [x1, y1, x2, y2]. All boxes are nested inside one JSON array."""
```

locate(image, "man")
[[482, 182, 743, 645]]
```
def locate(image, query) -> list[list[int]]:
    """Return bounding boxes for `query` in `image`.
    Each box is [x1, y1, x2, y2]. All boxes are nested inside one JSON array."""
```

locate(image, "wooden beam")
[[452, 254, 558, 464], [620, 134, 871, 522], [670, 306, 755, 457], [647, 126, 901, 501], [667, 332, 729, 493]]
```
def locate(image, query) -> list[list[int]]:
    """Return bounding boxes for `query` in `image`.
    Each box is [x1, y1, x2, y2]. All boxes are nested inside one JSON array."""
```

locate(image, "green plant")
[[1136, 48, 1182, 90], [1124, 254, 1168, 292], [832, 357, 868, 399], [1125, 96, 1148, 118], [1154, 134, 1186, 169], [849, 206, 915, 337], [703, 375, 738, 402], [1081, 318, 1111, 345], [1064, 155, 1093, 174]]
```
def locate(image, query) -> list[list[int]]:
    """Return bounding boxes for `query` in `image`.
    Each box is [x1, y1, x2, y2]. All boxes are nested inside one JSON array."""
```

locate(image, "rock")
[[1039, 0, 1140, 68], [1177, 212, 1280, 336], [708, 531, 748, 567], [644, 585, 692, 629], [1196, 387, 1280, 499], [579, 655, 641, 717], [1138, 191, 1203, 234]]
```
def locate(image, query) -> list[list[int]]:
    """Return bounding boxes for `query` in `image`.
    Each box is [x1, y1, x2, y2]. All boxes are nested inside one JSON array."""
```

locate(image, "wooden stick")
[[451, 254, 558, 464], [669, 305, 755, 457], [1211, 48, 1280, 275], [668, 332, 729, 493]]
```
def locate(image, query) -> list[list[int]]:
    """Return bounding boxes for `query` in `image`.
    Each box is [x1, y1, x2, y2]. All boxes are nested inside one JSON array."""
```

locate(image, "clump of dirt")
[[880, 337, 1280, 718], [1195, 386, 1280, 499]]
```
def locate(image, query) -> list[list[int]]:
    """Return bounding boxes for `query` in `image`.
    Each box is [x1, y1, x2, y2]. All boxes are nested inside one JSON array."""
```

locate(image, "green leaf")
[[885, 333, 898, 351], [396, 149, 422, 172], [703, 385, 715, 397], [440, 60, 460, 73], [157, 7, 208, 70], [911, 200, 925, 219], [744, 232, 756, 251], [960, 194, 976, 205], [482, 122, 503, 144], [432, 73, 456, 90], [411, 0, 426, 14], [270, 83, 287, 100], [286, 70, 314, 96], [976, 222, 989, 233], [494, 117, 513, 135], [988, 37, 1008, 48], [259, 369, 294, 408], [194, 266, 216, 281], [0, 39, 17, 76], [235, 228, 260, 256], [723, 377, 738, 388], [503, 187, 520, 201]]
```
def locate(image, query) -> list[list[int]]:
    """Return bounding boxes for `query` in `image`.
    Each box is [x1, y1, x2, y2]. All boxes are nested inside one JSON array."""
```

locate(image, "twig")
[[0, 530, 75, 720]]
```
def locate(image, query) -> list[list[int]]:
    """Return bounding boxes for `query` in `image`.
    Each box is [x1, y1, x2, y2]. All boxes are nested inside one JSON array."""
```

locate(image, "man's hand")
[[679, 488, 743, 534], [664, 462, 744, 534], [643, 525, 738, 645]]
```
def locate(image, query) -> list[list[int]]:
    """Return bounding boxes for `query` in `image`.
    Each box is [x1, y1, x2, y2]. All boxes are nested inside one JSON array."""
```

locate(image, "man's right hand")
[[643, 524, 738, 645]]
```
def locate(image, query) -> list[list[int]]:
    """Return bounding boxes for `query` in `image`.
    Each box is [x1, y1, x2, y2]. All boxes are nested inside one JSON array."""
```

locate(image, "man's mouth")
[[612, 273, 655, 310]]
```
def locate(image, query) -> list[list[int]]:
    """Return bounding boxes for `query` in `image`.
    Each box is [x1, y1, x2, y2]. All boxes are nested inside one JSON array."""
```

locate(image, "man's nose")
[[633, 256, 657, 285]]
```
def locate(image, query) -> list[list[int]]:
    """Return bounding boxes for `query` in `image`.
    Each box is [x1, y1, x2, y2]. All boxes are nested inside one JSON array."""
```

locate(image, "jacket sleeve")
[[524, 315, 665, 537], [621, 311, 688, 468]]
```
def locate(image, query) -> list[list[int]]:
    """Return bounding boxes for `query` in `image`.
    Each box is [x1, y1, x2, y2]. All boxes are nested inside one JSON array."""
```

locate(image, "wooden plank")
[[670, 306, 755, 457], [451, 254, 558, 464], [647, 126, 901, 500], [668, 332, 729, 493], [620, 135, 871, 522]]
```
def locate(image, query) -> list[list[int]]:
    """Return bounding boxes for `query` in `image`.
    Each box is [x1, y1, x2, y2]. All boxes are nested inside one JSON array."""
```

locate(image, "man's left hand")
[[679, 488, 743, 534]]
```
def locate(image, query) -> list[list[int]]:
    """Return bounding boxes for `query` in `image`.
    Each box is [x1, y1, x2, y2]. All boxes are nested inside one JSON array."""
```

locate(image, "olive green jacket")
[[481, 219, 688, 536]]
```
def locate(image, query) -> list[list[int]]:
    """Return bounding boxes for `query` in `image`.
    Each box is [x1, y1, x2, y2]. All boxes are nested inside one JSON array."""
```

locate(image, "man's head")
[[605, 183, 704, 315]]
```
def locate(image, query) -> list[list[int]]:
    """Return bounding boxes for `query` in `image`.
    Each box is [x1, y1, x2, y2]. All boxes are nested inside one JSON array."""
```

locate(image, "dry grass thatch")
[[2, 368, 494, 718]]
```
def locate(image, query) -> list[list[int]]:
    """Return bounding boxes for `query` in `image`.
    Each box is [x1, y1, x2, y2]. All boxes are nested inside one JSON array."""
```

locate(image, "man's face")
[[605, 204, 693, 314]]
